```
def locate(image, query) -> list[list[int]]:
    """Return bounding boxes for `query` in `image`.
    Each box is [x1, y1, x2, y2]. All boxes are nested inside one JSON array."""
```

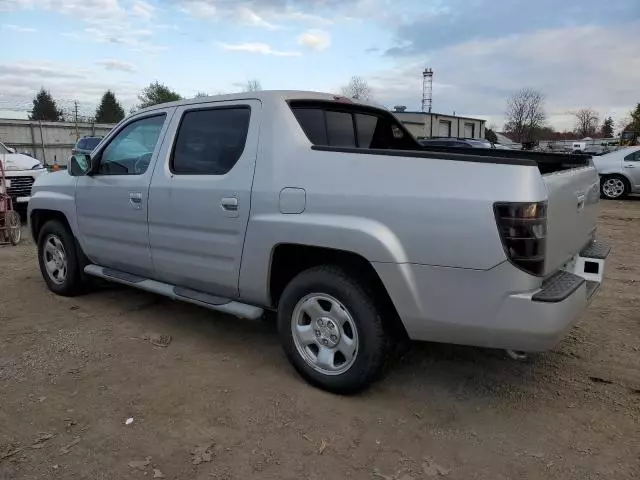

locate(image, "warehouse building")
[[393, 111, 486, 140]]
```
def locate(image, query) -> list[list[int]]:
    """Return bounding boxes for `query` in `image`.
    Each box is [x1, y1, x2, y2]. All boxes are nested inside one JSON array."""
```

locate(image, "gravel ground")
[[1, 200, 639, 480]]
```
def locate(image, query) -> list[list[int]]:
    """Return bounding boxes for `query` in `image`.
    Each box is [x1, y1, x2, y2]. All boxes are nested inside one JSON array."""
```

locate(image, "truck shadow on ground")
[[90, 282, 552, 403]]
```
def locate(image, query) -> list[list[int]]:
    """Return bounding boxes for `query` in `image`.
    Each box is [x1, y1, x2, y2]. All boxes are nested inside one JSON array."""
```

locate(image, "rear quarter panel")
[[239, 97, 547, 304]]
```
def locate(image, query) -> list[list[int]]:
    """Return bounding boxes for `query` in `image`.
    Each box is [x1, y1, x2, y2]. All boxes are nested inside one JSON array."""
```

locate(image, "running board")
[[84, 265, 264, 320]]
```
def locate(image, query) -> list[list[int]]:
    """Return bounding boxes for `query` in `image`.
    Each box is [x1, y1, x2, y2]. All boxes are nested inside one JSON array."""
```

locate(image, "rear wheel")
[[37, 220, 85, 296], [600, 175, 629, 199], [277, 266, 387, 394]]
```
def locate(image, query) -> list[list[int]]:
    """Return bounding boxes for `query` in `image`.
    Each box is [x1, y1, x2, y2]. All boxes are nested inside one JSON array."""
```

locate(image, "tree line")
[[27, 79, 264, 124], [502, 88, 639, 143]]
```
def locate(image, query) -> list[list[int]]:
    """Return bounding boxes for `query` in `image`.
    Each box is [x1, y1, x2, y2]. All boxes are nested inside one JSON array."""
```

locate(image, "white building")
[[392, 111, 486, 140]]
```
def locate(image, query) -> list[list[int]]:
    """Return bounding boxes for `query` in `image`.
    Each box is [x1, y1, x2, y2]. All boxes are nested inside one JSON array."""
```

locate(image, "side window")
[[291, 103, 419, 150], [293, 108, 328, 145], [172, 107, 250, 175], [97, 115, 166, 175], [624, 151, 640, 162], [355, 113, 415, 149], [325, 111, 356, 147]]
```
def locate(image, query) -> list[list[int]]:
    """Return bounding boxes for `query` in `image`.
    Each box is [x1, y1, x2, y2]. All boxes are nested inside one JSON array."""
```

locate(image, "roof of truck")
[[137, 90, 374, 114]]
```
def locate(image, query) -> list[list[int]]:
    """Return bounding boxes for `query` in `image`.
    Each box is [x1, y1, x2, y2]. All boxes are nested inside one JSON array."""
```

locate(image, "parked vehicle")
[[592, 146, 640, 199], [0, 140, 47, 208], [419, 137, 491, 148], [72, 136, 103, 156], [28, 91, 609, 393]]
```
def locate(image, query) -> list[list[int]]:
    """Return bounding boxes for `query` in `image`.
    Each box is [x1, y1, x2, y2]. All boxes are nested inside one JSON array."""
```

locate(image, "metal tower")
[[421, 68, 433, 113]]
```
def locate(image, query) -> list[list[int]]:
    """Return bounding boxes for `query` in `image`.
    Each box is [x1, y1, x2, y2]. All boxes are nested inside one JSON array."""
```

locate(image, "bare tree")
[[194, 91, 209, 98], [574, 108, 599, 138], [341, 76, 372, 101], [242, 79, 262, 92], [504, 88, 546, 143]]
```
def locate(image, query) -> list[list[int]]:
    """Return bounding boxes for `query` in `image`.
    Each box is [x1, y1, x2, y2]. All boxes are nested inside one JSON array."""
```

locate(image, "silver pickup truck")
[[28, 91, 609, 393]]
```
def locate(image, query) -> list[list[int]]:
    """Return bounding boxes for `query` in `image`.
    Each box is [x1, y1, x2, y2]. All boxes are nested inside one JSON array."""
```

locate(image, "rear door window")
[[171, 107, 250, 175]]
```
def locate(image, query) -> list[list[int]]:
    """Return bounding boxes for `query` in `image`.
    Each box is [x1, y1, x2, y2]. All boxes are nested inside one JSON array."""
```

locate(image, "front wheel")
[[37, 220, 85, 296], [600, 175, 629, 199], [277, 266, 387, 394]]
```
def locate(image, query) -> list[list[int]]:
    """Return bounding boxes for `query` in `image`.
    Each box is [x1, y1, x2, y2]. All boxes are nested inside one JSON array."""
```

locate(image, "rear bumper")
[[373, 241, 610, 352]]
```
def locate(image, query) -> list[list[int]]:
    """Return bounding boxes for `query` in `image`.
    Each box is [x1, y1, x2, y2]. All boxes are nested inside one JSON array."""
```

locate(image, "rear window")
[[291, 101, 418, 150], [77, 137, 101, 150]]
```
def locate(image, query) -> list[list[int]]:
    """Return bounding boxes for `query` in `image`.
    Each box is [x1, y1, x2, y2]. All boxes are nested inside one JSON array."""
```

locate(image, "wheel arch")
[[268, 243, 408, 340], [30, 209, 72, 243]]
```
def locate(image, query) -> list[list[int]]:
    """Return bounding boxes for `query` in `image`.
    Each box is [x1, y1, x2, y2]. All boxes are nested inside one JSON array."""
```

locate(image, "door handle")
[[623, 164, 635, 168], [220, 197, 238, 211], [129, 192, 143, 209]]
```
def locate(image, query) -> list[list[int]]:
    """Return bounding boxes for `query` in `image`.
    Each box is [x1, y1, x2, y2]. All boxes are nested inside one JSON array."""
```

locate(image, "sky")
[[0, 0, 638, 131]]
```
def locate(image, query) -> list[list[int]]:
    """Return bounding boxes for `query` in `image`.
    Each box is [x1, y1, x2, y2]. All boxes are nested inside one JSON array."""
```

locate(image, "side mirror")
[[7, 147, 16, 153], [68, 154, 91, 176]]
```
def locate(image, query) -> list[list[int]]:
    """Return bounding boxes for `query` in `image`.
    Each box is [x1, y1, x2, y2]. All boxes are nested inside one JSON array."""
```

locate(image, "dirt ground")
[[1, 200, 639, 480]]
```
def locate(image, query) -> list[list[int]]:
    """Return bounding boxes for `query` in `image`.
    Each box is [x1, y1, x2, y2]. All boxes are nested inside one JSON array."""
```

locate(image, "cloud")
[[178, 0, 216, 18], [218, 42, 301, 57], [0, 61, 141, 113], [370, 22, 640, 130], [274, 10, 333, 26], [95, 59, 137, 72], [131, 0, 154, 18], [2, 23, 36, 32], [236, 6, 280, 29], [0, 0, 168, 54], [297, 29, 331, 50], [384, 0, 639, 56]]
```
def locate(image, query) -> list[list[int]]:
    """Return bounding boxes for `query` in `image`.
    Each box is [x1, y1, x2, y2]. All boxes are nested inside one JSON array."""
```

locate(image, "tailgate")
[[543, 166, 600, 275]]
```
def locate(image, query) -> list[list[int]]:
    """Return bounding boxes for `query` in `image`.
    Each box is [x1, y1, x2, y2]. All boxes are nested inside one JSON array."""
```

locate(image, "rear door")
[[543, 166, 600, 274], [147, 100, 260, 298]]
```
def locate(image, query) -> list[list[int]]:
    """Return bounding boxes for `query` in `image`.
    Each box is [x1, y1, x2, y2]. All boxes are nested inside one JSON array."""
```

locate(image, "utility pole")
[[74, 100, 79, 140]]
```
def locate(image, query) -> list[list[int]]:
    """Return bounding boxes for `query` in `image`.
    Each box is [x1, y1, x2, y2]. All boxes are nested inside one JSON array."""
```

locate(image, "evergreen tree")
[[601, 117, 614, 138], [29, 88, 63, 121], [485, 127, 498, 144], [95, 90, 125, 123], [138, 81, 182, 108]]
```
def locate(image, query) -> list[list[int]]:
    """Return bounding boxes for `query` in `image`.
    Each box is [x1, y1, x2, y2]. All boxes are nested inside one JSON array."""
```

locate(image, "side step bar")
[[84, 265, 264, 320]]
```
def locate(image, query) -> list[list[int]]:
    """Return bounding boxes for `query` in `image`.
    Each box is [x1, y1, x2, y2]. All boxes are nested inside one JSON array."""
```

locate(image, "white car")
[[0, 141, 47, 207], [592, 146, 640, 199]]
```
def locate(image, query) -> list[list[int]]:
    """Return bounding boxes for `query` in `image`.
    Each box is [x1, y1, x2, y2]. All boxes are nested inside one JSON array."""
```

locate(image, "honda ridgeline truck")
[[28, 91, 609, 393]]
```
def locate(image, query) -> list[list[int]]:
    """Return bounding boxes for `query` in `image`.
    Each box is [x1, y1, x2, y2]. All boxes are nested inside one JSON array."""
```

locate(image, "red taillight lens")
[[494, 201, 547, 275]]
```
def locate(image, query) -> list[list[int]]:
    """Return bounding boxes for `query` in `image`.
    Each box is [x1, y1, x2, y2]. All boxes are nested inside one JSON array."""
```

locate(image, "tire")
[[37, 219, 86, 296], [600, 175, 629, 199], [277, 266, 387, 394]]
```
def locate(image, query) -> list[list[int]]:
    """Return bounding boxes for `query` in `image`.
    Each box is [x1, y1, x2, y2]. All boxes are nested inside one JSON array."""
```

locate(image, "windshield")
[[0, 142, 11, 154]]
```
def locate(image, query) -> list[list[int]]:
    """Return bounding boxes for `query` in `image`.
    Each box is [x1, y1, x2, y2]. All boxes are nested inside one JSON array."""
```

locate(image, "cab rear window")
[[290, 101, 418, 150]]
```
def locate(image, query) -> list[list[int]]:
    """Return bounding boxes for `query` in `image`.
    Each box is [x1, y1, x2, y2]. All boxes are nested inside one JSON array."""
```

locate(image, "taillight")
[[494, 201, 547, 276]]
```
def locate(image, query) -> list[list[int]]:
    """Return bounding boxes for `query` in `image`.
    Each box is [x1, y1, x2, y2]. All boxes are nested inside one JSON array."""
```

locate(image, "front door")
[[75, 111, 172, 277], [148, 100, 261, 298]]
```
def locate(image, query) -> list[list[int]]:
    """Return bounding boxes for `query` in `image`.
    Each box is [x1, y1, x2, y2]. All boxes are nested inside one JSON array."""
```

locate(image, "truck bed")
[[417, 145, 592, 174], [312, 145, 592, 175]]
